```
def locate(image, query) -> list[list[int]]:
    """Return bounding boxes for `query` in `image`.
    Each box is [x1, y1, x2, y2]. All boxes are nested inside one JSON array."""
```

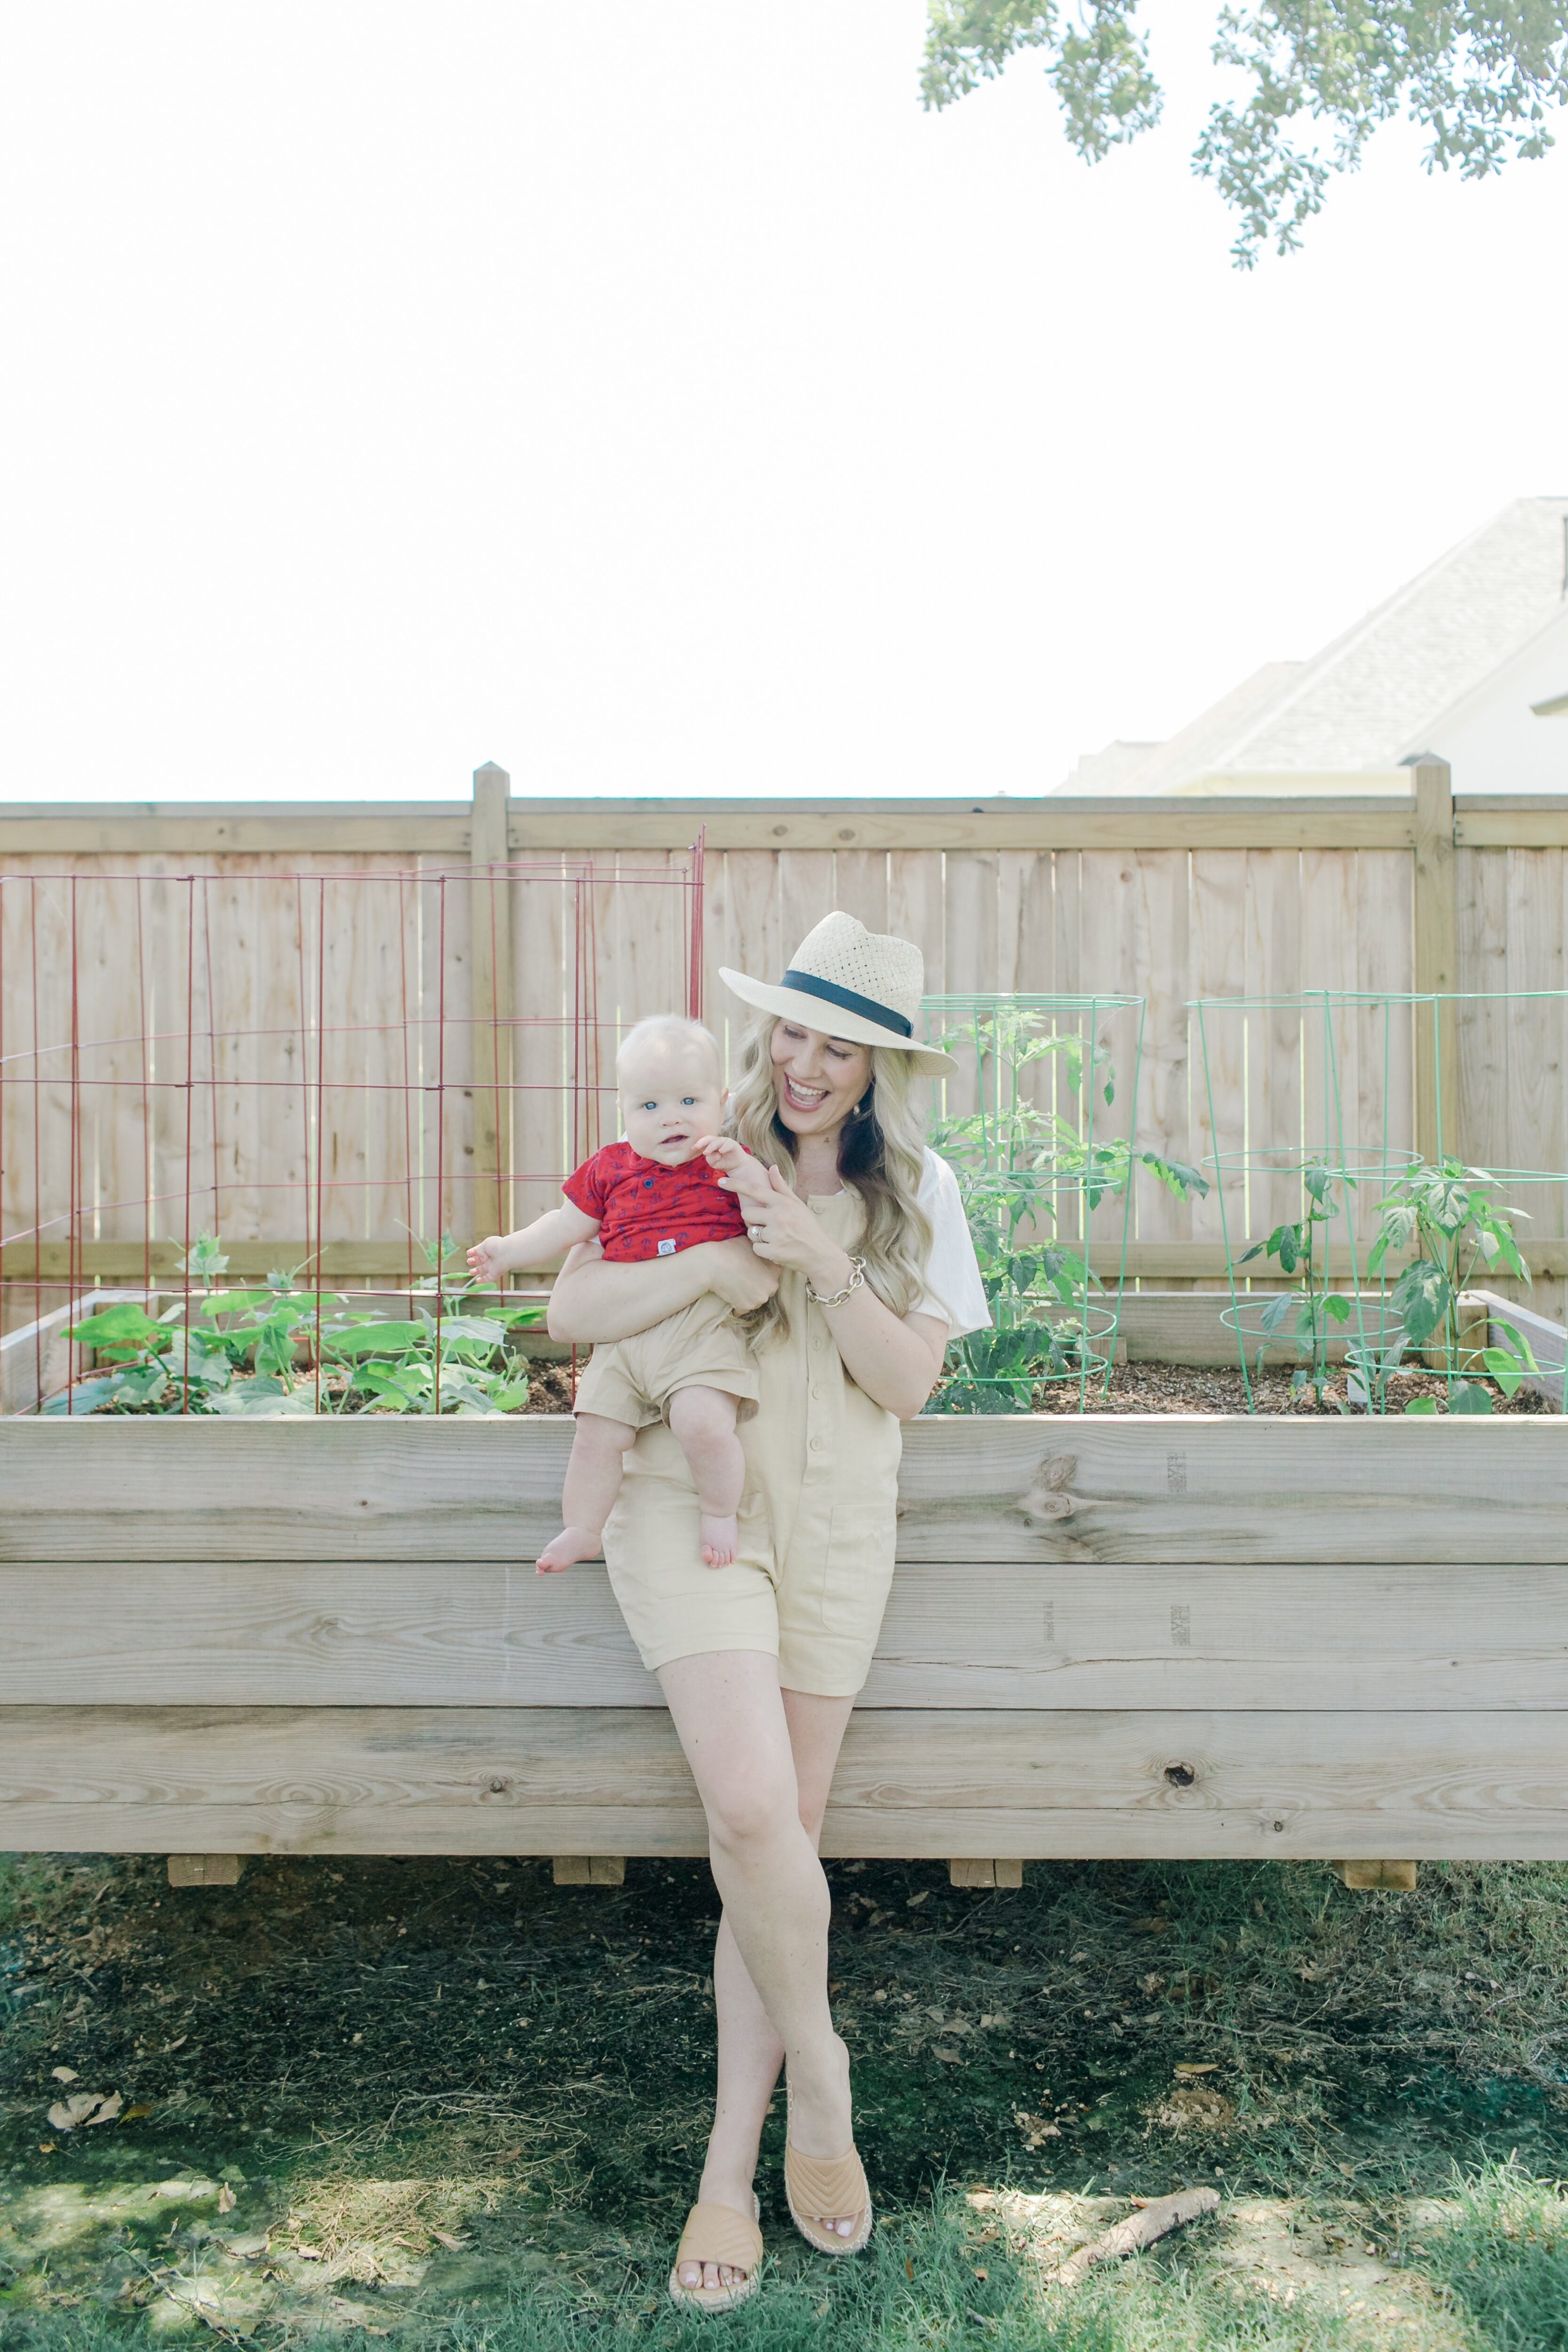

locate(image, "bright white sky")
[[2, 2, 1565, 803]]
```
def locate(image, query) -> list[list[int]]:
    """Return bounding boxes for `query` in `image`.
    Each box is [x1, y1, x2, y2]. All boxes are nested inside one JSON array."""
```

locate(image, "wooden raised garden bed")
[[3, 1292, 1568, 1888]]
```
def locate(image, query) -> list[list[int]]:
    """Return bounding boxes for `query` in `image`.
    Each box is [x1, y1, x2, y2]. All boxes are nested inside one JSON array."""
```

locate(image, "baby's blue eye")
[[682, 1097, 696, 1106], [640, 1100, 658, 1112]]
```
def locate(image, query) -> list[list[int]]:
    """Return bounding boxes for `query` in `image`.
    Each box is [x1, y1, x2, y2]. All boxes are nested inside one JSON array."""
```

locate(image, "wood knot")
[[1163, 1762, 1198, 1788], [1019, 1452, 1078, 1522]]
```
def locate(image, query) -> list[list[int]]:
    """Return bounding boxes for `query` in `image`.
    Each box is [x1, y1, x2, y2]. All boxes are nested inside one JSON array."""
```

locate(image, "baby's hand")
[[700, 1136, 772, 1206], [466, 1236, 508, 1285]]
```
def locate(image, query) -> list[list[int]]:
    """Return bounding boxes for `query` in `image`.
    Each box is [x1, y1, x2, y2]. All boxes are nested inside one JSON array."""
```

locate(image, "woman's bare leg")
[[698, 1692, 854, 2241], [659, 1655, 856, 2296]]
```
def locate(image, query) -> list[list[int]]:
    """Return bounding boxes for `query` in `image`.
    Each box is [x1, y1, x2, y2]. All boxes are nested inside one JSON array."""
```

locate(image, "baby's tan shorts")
[[572, 1293, 759, 1430]]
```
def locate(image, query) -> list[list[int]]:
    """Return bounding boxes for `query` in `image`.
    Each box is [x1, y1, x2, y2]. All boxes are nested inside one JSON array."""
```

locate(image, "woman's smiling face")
[[768, 1018, 873, 1140]]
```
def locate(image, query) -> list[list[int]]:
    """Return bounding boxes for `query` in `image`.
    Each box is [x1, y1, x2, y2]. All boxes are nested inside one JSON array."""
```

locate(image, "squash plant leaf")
[[65, 1303, 164, 1351]]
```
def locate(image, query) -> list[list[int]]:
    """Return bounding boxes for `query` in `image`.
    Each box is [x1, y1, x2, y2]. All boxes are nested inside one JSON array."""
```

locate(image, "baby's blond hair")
[[615, 1016, 724, 1092]]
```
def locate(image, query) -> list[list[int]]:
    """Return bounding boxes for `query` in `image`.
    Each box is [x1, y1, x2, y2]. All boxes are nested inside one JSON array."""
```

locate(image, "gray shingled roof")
[[1059, 498, 1568, 790]]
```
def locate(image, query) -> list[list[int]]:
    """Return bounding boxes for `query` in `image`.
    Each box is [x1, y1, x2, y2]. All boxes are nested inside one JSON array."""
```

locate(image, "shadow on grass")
[[7, 1853, 1568, 2348]]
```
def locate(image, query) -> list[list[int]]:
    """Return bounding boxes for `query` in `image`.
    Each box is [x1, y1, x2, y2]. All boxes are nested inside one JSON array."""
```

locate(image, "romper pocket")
[[820, 1415, 902, 1637], [820, 1496, 897, 1642]]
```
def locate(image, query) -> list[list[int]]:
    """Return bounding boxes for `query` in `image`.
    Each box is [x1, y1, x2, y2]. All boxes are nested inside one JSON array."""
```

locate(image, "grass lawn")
[[4, 1848, 1568, 2349]]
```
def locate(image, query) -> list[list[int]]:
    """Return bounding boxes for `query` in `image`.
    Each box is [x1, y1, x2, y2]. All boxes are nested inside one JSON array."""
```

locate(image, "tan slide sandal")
[[667, 2192, 764, 2313], [784, 2133, 873, 2257]]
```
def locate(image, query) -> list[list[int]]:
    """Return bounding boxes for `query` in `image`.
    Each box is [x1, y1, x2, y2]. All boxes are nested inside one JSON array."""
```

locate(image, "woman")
[[547, 912, 988, 2312]]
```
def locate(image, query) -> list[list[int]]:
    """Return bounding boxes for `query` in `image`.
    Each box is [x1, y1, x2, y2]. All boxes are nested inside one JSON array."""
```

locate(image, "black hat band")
[[779, 969, 914, 1038]]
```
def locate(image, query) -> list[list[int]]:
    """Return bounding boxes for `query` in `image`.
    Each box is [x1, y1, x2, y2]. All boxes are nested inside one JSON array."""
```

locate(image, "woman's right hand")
[[698, 1237, 780, 1313]]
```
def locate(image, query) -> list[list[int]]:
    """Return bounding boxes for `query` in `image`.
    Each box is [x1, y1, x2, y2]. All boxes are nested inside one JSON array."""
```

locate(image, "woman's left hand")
[[736, 1163, 844, 1283]]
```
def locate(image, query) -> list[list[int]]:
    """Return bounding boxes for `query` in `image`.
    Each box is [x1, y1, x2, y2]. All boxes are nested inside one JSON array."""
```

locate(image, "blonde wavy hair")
[[726, 1008, 933, 1345]]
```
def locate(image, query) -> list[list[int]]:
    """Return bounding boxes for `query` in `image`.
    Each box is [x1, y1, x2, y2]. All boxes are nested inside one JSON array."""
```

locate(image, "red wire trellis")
[[0, 837, 706, 1413]]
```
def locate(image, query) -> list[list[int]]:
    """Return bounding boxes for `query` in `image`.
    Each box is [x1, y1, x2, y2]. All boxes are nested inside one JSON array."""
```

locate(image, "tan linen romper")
[[572, 1294, 760, 1430], [600, 1188, 902, 1698]]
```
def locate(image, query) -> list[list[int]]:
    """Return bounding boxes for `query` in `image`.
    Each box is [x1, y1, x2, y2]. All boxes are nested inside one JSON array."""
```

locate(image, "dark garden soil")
[[1068, 1363, 1554, 1416]]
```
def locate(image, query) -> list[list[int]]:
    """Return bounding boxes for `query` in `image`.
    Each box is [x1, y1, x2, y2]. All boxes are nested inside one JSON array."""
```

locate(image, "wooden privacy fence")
[[6, 760, 1568, 1329]]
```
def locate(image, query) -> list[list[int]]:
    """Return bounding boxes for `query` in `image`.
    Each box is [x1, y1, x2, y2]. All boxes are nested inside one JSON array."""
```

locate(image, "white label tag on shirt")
[[657, 1238, 676, 1255]]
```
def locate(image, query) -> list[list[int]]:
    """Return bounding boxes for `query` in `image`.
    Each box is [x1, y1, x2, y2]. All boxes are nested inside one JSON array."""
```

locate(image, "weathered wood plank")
[[168, 1854, 244, 1886], [1130, 850, 1192, 1253], [1355, 848, 1417, 1233], [508, 805, 1419, 852], [1412, 758, 1458, 1163], [1456, 845, 1507, 1173], [508, 856, 570, 1232], [0, 796, 1420, 858], [552, 1854, 625, 1885], [833, 850, 890, 937], [1457, 803, 1568, 849], [1113, 1289, 1391, 1366], [7, 1558, 1568, 1711], [775, 852, 840, 980], [0, 812, 471, 854], [711, 852, 781, 1068], [5, 1704, 1568, 1859], [470, 767, 515, 1239], [1504, 853, 1567, 1279], [891, 1415, 1568, 1564], [3, 1414, 1566, 1563], [1188, 852, 1248, 1254]]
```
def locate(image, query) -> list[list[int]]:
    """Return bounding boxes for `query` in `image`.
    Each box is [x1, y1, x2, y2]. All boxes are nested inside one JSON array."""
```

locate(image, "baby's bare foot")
[[700, 1513, 738, 1568], [536, 1525, 603, 1575]]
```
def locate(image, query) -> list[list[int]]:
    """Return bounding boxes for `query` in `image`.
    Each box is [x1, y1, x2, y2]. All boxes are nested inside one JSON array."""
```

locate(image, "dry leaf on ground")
[[50, 2067, 80, 2085], [1014, 2109, 1063, 2148], [46, 2092, 111, 2130]]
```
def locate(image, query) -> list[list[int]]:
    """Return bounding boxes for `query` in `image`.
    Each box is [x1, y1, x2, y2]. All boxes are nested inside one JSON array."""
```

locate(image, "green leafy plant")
[[1401, 1312, 1547, 1418], [1369, 1157, 1529, 1375], [1238, 1160, 1355, 1399], [1344, 1328, 1408, 1415], [924, 1005, 1206, 1412], [52, 1234, 547, 1417], [1238, 1156, 1531, 1414]]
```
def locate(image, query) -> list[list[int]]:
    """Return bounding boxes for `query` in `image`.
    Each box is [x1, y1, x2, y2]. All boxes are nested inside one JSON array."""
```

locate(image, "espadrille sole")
[[784, 2087, 873, 2257], [667, 2192, 764, 2313]]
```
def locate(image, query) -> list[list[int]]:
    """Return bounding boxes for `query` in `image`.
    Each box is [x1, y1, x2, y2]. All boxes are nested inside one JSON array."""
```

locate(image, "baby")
[[467, 1016, 774, 1576]]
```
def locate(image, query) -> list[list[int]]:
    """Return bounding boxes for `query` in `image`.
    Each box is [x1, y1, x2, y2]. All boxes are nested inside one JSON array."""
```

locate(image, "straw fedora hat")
[[719, 911, 958, 1077]]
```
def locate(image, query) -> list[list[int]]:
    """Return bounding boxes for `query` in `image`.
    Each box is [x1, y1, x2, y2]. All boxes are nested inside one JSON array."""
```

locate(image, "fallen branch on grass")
[[1047, 2186, 1220, 2286]]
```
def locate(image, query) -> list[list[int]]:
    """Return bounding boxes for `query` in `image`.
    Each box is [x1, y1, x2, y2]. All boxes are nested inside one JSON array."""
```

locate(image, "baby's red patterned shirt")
[[562, 1141, 748, 1262]]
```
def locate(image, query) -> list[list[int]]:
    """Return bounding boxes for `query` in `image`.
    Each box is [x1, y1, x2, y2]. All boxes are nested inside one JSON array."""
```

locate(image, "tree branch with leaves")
[[922, 0, 1568, 262]]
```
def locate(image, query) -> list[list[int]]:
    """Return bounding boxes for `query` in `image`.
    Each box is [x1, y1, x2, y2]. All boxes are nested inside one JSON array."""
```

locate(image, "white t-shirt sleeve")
[[910, 1149, 990, 1342]]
